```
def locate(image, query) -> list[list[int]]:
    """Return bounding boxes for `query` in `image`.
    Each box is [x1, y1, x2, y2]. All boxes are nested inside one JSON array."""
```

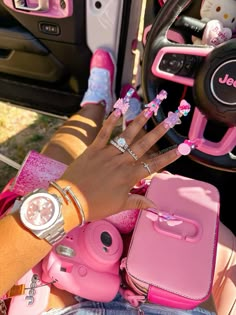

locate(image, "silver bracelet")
[[49, 181, 86, 226], [63, 186, 86, 226]]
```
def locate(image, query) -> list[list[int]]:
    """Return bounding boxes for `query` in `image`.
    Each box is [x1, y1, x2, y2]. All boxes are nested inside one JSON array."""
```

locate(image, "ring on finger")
[[126, 147, 138, 161], [141, 161, 152, 175], [113, 136, 129, 150], [110, 139, 126, 153]]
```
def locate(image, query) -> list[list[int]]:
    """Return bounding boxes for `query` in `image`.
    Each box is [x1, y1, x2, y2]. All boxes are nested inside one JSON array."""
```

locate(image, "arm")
[[0, 108, 183, 296]]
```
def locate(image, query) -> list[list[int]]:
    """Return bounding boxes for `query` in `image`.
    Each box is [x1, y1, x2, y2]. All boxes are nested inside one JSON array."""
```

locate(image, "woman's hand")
[[0, 107, 186, 296], [57, 108, 183, 222]]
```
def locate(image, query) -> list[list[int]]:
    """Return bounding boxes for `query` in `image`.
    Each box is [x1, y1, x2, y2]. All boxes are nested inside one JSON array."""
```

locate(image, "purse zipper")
[[120, 258, 148, 296], [125, 274, 148, 295]]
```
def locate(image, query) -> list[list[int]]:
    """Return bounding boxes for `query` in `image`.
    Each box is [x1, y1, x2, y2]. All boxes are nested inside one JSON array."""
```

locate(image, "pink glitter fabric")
[[11, 150, 67, 196], [106, 209, 140, 234]]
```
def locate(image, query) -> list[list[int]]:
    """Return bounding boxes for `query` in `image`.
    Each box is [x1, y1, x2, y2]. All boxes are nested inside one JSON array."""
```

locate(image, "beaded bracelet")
[[49, 181, 86, 226]]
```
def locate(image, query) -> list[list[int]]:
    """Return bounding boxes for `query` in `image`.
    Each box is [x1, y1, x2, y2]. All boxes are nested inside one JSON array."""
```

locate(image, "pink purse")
[[120, 172, 220, 310]]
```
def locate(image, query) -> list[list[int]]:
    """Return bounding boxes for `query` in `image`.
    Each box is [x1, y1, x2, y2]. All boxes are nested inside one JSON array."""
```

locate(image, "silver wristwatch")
[[12, 189, 66, 245]]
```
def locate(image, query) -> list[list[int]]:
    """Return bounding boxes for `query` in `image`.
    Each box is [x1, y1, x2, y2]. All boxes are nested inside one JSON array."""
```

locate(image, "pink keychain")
[[113, 87, 135, 116]]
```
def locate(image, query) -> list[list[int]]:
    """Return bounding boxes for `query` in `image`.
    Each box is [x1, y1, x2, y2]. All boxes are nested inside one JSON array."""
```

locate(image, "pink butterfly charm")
[[113, 88, 135, 115], [113, 98, 129, 115], [145, 208, 183, 226]]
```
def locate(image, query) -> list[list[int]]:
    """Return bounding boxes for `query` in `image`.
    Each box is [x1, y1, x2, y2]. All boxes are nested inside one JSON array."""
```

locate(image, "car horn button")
[[211, 60, 236, 106]]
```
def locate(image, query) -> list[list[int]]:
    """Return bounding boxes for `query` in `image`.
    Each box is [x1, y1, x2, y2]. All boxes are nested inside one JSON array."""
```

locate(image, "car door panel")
[[0, 0, 132, 116]]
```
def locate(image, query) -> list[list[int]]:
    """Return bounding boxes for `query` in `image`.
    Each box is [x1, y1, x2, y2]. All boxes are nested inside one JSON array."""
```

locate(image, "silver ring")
[[126, 147, 138, 161], [113, 136, 129, 150], [141, 162, 151, 175], [110, 139, 126, 153]]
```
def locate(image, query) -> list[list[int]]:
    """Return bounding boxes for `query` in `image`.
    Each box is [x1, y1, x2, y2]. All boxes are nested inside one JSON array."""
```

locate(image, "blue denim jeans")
[[43, 293, 216, 315]]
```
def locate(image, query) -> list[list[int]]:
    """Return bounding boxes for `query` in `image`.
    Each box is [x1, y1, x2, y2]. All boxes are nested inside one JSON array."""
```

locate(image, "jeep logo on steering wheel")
[[219, 74, 236, 88], [211, 60, 236, 106]]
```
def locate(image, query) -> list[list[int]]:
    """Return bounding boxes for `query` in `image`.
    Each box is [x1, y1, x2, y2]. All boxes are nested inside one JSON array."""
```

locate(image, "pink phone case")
[[125, 172, 220, 309]]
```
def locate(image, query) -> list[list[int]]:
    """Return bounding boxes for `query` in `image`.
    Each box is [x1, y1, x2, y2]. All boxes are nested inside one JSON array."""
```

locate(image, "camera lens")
[[56, 245, 75, 257], [101, 231, 112, 247]]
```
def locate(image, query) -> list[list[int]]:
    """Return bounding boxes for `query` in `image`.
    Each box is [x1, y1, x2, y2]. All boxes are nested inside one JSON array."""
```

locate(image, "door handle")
[[14, 0, 49, 12]]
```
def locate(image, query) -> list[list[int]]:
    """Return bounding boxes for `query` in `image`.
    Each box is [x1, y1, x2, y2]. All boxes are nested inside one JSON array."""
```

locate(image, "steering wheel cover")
[[142, 0, 236, 172]]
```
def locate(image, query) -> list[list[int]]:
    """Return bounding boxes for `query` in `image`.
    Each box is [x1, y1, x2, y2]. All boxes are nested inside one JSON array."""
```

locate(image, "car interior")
[[0, 0, 235, 242]]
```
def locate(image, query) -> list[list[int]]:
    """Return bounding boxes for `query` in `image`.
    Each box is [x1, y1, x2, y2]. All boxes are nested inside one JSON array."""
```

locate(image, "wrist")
[[47, 180, 87, 233]]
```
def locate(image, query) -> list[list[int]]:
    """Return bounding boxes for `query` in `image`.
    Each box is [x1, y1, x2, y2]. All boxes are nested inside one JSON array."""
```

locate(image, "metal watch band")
[[43, 214, 66, 245], [45, 225, 66, 245]]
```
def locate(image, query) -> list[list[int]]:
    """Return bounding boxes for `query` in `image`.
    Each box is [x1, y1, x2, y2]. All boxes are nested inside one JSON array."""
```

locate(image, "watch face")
[[20, 192, 60, 230]]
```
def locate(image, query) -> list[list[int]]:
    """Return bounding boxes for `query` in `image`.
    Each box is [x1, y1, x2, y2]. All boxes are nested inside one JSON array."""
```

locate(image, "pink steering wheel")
[[142, 0, 236, 172]]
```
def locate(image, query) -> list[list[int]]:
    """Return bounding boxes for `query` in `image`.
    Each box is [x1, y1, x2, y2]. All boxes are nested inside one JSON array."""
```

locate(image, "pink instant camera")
[[42, 220, 123, 302]]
